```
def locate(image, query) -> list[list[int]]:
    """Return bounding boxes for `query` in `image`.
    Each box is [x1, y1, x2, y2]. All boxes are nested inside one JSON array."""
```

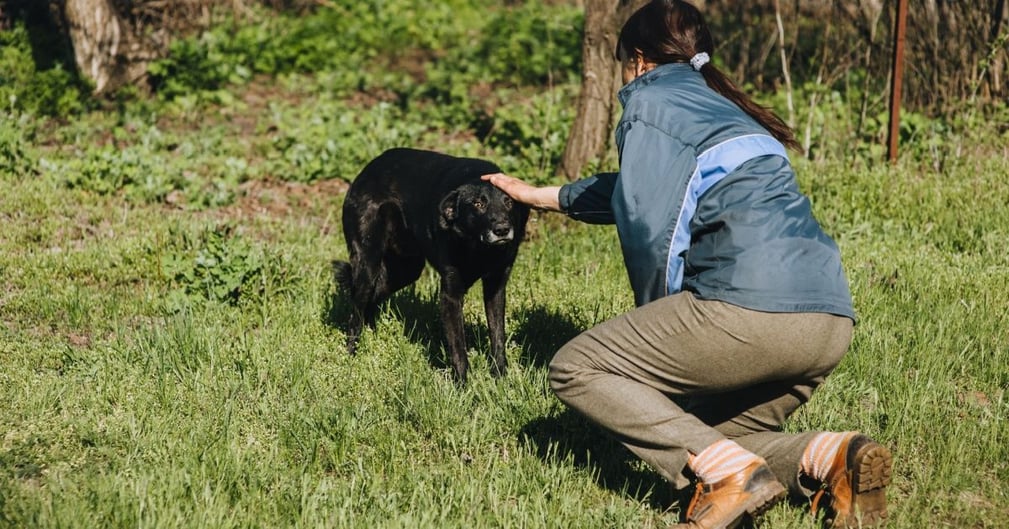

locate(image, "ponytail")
[[697, 62, 802, 152]]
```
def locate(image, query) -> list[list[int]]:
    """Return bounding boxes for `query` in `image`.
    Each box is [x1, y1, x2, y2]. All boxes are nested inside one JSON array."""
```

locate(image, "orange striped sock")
[[801, 431, 857, 481], [688, 439, 764, 484]]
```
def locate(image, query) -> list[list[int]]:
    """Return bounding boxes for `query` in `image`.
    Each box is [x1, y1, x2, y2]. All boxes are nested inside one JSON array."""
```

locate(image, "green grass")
[[4, 117, 1008, 529], [3, 2, 1009, 527]]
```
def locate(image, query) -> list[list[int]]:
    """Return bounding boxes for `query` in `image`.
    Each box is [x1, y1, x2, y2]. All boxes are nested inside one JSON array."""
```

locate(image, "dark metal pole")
[[887, 0, 909, 163]]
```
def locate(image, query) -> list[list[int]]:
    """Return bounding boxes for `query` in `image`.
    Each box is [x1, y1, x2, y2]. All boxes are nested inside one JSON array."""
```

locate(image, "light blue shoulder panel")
[[665, 134, 789, 294]]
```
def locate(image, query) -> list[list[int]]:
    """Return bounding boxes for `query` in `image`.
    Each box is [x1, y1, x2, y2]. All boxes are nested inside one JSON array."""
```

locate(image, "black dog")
[[334, 148, 530, 383]]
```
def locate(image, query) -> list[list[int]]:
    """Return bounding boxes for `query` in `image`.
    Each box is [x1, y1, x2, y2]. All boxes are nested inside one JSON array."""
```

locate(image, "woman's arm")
[[482, 173, 562, 212]]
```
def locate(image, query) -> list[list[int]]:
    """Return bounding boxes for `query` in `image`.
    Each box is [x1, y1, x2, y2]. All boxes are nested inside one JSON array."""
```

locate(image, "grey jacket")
[[559, 62, 855, 320]]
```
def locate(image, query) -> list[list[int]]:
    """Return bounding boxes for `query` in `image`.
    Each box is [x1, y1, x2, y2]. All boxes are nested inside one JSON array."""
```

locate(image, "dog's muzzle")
[[483, 226, 514, 245]]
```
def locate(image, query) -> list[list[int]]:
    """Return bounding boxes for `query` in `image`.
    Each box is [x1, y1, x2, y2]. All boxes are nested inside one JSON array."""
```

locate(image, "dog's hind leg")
[[333, 258, 369, 355], [343, 203, 414, 355], [341, 258, 385, 355], [482, 265, 513, 378]]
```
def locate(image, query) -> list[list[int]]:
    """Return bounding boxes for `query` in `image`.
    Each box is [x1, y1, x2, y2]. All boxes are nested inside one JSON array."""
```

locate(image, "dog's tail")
[[332, 260, 353, 292]]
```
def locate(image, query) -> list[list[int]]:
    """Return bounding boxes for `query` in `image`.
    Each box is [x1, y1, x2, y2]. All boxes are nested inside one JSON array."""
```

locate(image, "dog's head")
[[439, 181, 527, 245]]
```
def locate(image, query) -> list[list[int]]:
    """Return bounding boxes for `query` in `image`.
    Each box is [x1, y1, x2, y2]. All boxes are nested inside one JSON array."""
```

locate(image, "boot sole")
[[835, 439, 893, 527]]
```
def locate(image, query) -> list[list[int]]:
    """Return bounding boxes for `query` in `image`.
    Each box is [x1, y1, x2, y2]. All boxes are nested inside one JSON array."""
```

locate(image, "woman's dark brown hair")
[[617, 0, 802, 151]]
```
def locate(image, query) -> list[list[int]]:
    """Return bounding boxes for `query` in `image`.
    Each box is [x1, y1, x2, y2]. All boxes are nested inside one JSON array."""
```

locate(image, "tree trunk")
[[557, 0, 648, 181], [54, 0, 164, 95]]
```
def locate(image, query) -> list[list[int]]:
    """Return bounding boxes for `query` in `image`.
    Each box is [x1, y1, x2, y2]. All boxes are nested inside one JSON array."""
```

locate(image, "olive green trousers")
[[548, 292, 853, 494]]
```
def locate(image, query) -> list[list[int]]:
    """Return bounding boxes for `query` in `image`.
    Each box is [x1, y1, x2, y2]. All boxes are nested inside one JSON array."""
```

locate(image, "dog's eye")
[[502, 196, 512, 209], [473, 199, 486, 211]]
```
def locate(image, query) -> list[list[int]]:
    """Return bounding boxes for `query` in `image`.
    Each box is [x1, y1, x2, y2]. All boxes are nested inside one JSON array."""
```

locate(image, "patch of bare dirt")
[[219, 177, 350, 221]]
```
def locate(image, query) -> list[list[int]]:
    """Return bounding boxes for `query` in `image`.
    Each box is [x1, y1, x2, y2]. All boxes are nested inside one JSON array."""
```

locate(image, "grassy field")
[[2, 2, 1009, 528]]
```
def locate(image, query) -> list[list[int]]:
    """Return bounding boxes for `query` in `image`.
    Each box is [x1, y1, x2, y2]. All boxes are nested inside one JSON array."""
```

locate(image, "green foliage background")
[[1, 1, 1008, 528]]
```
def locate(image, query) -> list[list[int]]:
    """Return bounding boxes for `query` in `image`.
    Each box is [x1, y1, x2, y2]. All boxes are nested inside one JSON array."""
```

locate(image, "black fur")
[[335, 148, 530, 383]]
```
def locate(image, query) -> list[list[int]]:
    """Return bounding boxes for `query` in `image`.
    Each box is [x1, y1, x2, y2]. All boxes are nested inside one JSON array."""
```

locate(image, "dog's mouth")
[[482, 228, 514, 245]]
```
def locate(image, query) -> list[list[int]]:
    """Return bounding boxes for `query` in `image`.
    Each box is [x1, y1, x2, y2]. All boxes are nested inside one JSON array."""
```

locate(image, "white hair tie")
[[690, 52, 710, 71]]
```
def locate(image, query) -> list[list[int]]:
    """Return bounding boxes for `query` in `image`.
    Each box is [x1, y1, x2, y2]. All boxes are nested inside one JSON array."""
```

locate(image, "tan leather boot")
[[811, 435, 893, 527], [674, 460, 786, 529]]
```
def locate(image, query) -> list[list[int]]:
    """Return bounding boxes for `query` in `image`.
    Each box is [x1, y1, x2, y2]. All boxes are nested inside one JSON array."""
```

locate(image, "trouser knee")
[[547, 341, 587, 404]]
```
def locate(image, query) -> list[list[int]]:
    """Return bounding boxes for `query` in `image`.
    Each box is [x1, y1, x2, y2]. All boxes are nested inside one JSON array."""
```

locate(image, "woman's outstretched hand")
[[482, 173, 562, 212]]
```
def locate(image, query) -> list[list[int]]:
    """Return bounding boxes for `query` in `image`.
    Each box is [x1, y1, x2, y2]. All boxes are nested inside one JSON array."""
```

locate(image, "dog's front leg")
[[440, 270, 470, 384], [482, 267, 510, 378]]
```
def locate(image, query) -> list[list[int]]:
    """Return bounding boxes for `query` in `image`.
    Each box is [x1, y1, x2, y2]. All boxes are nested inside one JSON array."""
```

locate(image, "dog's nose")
[[492, 225, 511, 237]]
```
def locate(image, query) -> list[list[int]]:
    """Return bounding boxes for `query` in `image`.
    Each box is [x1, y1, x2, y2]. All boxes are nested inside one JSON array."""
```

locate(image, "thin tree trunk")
[[558, 0, 648, 181], [804, 17, 832, 159], [990, 0, 1007, 93], [734, 3, 750, 82], [855, 0, 883, 139], [773, 0, 794, 128]]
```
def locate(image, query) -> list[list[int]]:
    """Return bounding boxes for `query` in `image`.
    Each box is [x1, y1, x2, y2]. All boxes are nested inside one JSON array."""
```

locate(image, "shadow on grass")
[[323, 269, 496, 373], [323, 265, 586, 374], [519, 409, 680, 511], [322, 275, 444, 368], [385, 287, 448, 370], [510, 305, 584, 368]]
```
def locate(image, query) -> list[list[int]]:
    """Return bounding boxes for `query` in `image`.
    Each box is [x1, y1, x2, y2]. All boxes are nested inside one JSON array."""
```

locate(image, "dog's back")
[[343, 148, 500, 223], [342, 148, 517, 265]]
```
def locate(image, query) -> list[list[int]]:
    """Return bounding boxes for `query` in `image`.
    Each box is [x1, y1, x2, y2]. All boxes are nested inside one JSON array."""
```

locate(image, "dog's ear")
[[439, 189, 459, 229]]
